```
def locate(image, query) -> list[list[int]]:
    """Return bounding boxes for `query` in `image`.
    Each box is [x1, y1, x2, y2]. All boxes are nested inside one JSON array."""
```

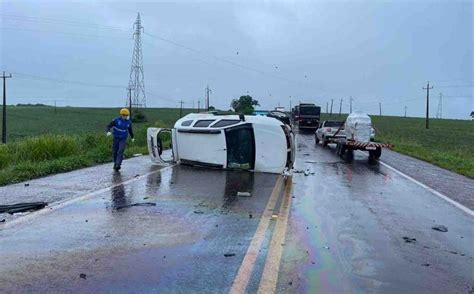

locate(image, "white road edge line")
[[1, 165, 175, 229], [356, 150, 474, 217]]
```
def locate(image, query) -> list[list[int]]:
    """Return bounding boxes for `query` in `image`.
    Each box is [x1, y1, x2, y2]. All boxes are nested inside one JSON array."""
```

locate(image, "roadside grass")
[[320, 114, 474, 178], [0, 121, 168, 186]]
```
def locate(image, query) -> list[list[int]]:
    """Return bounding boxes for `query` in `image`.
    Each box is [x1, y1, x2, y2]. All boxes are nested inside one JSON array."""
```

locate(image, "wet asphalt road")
[[0, 132, 473, 293]]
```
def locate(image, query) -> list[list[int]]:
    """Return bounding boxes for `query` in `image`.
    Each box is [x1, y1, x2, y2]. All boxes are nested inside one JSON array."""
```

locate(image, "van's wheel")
[[322, 136, 328, 147], [340, 144, 346, 157], [315, 136, 320, 145], [369, 147, 382, 159]]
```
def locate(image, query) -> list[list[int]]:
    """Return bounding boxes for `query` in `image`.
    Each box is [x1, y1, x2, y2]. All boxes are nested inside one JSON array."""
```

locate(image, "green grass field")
[[0, 106, 472, 186], [320, 113, 474, 178], [4, 106, 194, 141]]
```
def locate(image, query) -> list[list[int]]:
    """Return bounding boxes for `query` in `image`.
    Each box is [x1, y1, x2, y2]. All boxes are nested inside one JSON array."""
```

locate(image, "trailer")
[[334, 139, 393, 159], [332, 111, 394, 159]]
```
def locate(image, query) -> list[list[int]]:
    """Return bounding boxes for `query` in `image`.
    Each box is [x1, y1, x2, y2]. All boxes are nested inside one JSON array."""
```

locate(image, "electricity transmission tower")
[[436, 92, 442, 119], [127, 13, 146, 110]]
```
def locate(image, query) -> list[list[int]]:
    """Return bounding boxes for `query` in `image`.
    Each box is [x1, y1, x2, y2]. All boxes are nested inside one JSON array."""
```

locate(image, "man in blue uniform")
[[106, 108, 135, 171]]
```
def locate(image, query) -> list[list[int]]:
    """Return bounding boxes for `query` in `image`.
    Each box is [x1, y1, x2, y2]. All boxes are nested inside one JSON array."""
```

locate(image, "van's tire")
[[369, 147, 382, 159], [315, 136, 320, 145], [322, 136, 328, 147]]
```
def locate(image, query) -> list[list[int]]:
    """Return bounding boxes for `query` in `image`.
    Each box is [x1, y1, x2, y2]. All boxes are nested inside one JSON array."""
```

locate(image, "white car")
[[315, 120, 345, 146], [147, 113, 295, 174]]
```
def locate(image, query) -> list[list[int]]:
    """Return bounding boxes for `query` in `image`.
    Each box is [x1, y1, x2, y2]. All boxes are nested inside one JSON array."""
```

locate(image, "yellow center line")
[[230, 176, 284, 294], [257, 177, 293, 294]]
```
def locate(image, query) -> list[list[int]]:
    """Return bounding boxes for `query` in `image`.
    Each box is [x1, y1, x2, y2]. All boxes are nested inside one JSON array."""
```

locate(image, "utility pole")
[[2, 71, 12, 144], [193, 100, 195, 109], [436, 92, 443, 119], [326, 102, 328, 114], [379, 102, 382, 116], [349, 96, 353, 113], [289, 100, 292, 111], [205, 85, 212, 111], [54, 100, 57, 114], [127, 87, 132, 119], [423, 81, 433, 129], [179, 100, 184, 118], [404, 106, 407, 118], [339, 98, 343, 117], [197, 100, 200, 113], [330, 99, 333, 117]]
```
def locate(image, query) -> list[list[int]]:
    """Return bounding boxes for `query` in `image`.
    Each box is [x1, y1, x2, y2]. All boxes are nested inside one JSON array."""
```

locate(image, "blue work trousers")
[[112, 137, 127, 167]]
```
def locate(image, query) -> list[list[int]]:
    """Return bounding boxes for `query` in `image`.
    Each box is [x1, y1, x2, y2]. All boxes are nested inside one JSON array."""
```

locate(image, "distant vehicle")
[[147, 113, 295, 174], [294, 103, 321, 130], [315, 120, 345, 146], [267, 110, 291, 126], [274, 106, 286, 112], [253, 110, 269, 116], [332, 111, 393, 159]]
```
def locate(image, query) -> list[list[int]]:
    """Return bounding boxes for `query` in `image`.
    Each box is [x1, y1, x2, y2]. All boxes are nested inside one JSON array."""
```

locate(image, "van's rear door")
[[147, 128, 175, 165]]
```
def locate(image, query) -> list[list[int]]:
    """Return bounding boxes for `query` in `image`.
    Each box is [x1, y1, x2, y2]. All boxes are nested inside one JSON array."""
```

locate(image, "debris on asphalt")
[[422, 263, 430, 267], [271, 214, 278, 220], [288, 281, 293, 286], [324, 246, 330, 250], [224, 253, 236, 257], [115, 202, 156, 210], [237, 192, 251, 197], [249, 213, 253, 219], [0, 202, 48, 214], [79, 273, 87, 279], [143, 197, 149, 200], [85, 219, 88, 223], [133, 153, 143, 157], [403, 237, 417, 243], [432, 225, 448, 232], [134, 174, 140, 178], [24, 183, 30, 187], [193, 210, 204, 214], [449, 251, 458, 255], [0, 219, 5, 223]]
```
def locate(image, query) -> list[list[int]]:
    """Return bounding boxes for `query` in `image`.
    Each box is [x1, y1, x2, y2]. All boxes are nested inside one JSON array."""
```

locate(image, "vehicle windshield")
[[300, 106, 320, 115], [325, 121, 344, 127]]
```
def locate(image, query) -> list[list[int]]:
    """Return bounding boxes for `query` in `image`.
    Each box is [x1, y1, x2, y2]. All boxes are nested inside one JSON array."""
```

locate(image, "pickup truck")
[[315, 120, 345, 146]]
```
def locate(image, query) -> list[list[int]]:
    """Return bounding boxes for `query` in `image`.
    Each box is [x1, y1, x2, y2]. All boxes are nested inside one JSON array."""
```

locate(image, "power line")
[[13, 72, 124, 89]]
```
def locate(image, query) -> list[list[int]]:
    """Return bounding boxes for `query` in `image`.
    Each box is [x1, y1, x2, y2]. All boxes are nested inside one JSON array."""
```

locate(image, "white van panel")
[[253, 124, 287, 173], [175, 131, 227, 166]]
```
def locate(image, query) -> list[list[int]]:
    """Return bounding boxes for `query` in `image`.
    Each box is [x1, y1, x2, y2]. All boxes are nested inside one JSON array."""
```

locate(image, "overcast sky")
[[1, 0, 472, 119]]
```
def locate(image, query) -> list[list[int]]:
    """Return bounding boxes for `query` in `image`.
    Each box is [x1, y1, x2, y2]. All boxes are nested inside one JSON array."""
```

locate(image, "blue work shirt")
[[107, 117, 134, 139]]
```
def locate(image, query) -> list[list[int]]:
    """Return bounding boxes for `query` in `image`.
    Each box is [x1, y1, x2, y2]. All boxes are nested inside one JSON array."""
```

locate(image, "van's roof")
[[175, 113, 284, 128]]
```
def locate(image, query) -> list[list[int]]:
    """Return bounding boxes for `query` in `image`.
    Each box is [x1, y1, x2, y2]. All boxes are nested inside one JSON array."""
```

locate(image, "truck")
[[294, 103, 321, 130], [331, 111, 393, 159]]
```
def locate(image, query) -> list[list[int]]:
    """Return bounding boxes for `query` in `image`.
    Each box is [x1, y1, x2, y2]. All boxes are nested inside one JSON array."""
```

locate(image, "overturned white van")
[[147, 113, 295, 174]]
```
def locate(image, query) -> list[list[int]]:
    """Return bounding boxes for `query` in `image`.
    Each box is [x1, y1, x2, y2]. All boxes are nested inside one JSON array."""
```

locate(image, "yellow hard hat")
[[120, 108, 130, 116]]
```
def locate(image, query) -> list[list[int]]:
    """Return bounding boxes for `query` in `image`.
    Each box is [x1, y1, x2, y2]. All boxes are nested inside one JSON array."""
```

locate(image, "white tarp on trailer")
[[344, 111, 372, 143]]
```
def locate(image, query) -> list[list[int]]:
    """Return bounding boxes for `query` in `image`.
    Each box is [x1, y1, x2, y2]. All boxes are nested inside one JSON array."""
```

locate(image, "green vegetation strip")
[[0, 121, 168, 186]]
